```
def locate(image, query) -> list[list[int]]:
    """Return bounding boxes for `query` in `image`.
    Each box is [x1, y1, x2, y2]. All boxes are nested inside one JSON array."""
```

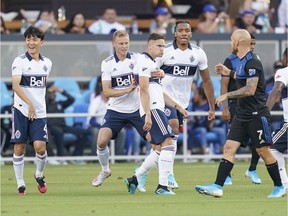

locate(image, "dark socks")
[[215, 158, 234, 187], [266, 162, 282, 187], [249, 148, 260, 171]]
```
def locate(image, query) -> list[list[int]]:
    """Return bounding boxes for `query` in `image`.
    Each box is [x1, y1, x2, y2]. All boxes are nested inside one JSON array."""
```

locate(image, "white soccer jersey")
[[101, 52, 139, 113], [88, 20, 126, 34], [156, 40, 208, 108], [12, 52, 52, 118], [274, 66, 288, 122], [136, 52, 165, 116]]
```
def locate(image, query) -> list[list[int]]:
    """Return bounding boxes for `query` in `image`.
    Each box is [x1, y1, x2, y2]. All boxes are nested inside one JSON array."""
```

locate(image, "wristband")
[[229, 70, 235, 78]]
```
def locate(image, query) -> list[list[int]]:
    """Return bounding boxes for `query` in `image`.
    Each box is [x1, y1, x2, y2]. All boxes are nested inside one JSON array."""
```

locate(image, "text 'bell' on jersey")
[[234, 51, 269, 120], [12, 52, 52, 118], [156, 40, 208, 108], [101, 52, 139, 113], [136, 52, 165, 116], [274, 66, 288, 122]]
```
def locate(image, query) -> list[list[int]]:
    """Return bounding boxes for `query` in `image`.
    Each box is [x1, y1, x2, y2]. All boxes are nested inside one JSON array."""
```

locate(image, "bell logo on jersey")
[[173, 66, 190, 76], [115, 74, 133, 87], [30, 76, 46, 87]]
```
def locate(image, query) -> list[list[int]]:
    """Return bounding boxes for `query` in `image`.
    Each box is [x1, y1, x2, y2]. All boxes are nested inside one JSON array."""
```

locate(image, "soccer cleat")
[[267, 185, 286, 198], [195, 184, 223, 197], [155, 185, 175, 195], [92, 170, 111, 187], [17, 186, 26, 195], [35, 176, 47, 193], [125, 176, 138, 194], [168, 173, 179, 189], [134, 168, 147, 192], [245, 170, 261, 184], [224, 176, 232, 186]]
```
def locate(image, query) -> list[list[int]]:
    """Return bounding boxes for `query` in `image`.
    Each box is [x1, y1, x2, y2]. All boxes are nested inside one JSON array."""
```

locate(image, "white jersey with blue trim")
[[155, 41, 208, 108], [12, 52, 52, 118], [274, 66, 288, 122], [101, 52, 139, 113], [136, 52, 165, 116]]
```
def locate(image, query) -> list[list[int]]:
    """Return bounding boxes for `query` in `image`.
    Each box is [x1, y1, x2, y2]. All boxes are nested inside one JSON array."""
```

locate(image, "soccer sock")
[[35, 151, 47, 178], [135, 149, 159, 183], [171, 135, 178, 175], [97, 146, 110, 172], [214, 158, 234, 187], [159, 145, 174, 187], [266, 161, 282, 186], [13, 154, 25, 188], [249, 147, 260, 171], [270, 149, 288, 189]]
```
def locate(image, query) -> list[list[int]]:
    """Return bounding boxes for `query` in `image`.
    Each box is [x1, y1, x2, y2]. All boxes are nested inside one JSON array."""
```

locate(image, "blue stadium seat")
[[82, 77, 98, 104], [73, 103, 89, 128], [0, 81, 12, 109]]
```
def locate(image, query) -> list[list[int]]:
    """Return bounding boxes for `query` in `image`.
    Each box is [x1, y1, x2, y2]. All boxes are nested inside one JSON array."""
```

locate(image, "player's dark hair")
[[174, 20, 191, 32], [148, 33, 165, 42], [24, 26, 45, 40]]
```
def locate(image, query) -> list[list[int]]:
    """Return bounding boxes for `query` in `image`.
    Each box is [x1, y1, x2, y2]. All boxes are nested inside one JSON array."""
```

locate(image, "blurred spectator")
[[88, 8, 125, 34], [63, 12, 89, 34], [277, 0, 288, 28], [0, 16, 9, 34], [35, 10, 64, 34], [46, 85, 89, 160], [87, 76, 126, 155], [149, 6, 176, 34], [269, 0, 281, 28], [233, 9, 262, 33], [227, 0, 245, 19], [152, 0, 173, 13], [196, 4, 231, 33]]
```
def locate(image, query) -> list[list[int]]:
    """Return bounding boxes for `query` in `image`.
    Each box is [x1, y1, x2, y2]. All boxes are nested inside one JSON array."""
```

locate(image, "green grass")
[[1, 161, 287, 216]]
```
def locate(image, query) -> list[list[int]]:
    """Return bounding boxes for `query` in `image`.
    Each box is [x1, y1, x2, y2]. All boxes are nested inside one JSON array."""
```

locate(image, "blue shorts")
[[10, 107, 48, 145], [272, 122, 287, 153], [143, 109, 174, 145], [101, 109, 146, 139], [164, 105, 186, 126]]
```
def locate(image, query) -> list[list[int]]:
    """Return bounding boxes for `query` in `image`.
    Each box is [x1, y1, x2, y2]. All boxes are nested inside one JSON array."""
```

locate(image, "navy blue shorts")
[[101, 109, 146, 139], [143, 109, 174, 145], [227, 115, 272, 148], [164, 105, 186, 126], [271, 122, 287, 153], [10, 107, 48, 145]]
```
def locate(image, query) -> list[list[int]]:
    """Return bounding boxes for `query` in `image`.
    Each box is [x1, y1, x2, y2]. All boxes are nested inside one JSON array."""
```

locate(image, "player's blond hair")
[[112, 30, 129, 41]]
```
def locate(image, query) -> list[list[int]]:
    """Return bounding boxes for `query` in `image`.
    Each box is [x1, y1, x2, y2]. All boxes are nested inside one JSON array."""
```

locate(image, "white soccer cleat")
[[92, 170, 111, 187]]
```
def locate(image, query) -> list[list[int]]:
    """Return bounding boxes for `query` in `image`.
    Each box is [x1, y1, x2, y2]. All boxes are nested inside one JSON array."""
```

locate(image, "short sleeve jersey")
[[12, 52, 52, 118], [136, 52, 165, 116], [274, 66, 288, 122], [156, 40, 208, 108], [101, 52, 139, 113], [235, 51, 269, 120]]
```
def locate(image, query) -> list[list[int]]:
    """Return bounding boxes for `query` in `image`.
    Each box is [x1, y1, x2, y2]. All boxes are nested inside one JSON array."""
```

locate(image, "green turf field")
[[1, 161, 287, 216]]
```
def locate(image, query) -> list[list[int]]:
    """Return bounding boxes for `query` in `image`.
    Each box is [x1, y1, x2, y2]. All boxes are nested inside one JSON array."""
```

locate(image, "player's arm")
[[139, 76, 152, 132], [102, 80, 136, 98], [163, 92, 188, 119], [199, 68, 216, 120], [266, 81, 285, 110], [12, 75, 36, 120]]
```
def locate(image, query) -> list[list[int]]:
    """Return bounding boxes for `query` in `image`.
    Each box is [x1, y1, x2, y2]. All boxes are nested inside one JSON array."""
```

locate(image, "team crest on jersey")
[[43, 65, 48, 72], [164, 108, 171, 117], [129, 63, 134, 70], [15, 130, 21, 139], [142, 67, 147, 71], [249, 69, 256, 76], [189, 55, 195, 63]]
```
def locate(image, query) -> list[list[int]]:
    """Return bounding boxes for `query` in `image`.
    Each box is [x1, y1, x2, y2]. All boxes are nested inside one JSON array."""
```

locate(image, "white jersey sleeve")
[[197, 47, 208, 71]]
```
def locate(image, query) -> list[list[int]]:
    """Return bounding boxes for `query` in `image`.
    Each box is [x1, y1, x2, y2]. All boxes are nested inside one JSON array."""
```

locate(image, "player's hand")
[[221, 107, 231, 122], [151, 68, 165, 79], [27, 102, 36, 120], [143, 114, 152, 132], [215, 94, 228, 107], [207, 109, 215, 121], [128, 80, 136, 92], [177, 106, 188, 119], [215, 63, 230, 76]]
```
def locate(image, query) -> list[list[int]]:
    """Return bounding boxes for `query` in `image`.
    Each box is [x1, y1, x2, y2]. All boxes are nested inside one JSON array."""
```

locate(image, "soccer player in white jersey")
[[267, 47, 288, 192], [134, 21, 216, 191], [125, 33, 188, 195], [11, 26, 52, 195]]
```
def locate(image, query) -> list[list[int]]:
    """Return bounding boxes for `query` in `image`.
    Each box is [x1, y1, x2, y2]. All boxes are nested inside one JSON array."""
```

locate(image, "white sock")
[[135, 149, 159, 182], [271, 149, 288, 189], [97, 146, 110, 172], [13, 154, 25, 188], [159, 145, 174, 186], [35, 151, 47, 178], [171, 135, 178, 175]]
